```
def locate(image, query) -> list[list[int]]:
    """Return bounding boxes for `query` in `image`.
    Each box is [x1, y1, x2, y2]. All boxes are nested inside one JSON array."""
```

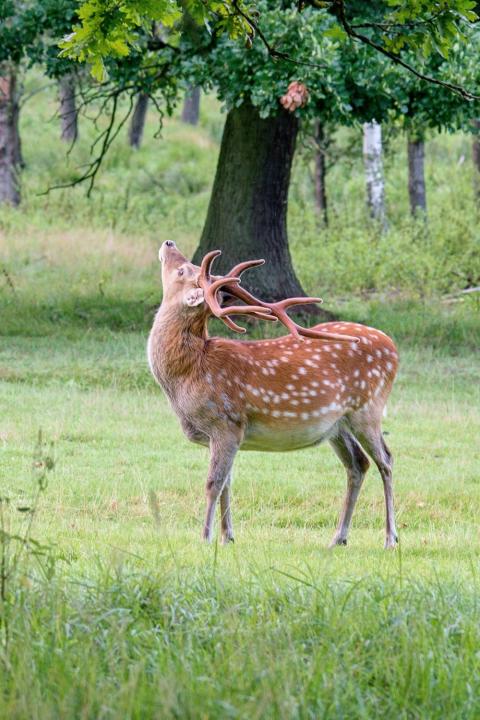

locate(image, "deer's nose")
[[159, 240, 177, 262]]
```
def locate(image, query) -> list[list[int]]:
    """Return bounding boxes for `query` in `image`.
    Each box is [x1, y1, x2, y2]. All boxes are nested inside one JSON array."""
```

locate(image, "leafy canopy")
[[59, 0, 479, 83]]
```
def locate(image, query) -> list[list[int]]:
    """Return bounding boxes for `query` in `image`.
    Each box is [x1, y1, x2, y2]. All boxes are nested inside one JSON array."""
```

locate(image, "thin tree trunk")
[[314, 121, 328, 226], [0, 67, 20, 206], [407, 134, 426, 216], [363, 121, 386, 227], [181, 86, 201, 125], [59, 74, 78, 143], [12, 86, 23, 168], [472, 119, 480, 205], [128, 92, 149, 149], [193, 102, 324, 312]]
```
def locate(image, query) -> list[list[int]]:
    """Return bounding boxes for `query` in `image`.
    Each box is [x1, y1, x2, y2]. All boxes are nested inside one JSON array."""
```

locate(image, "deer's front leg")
[[220, 472, 234, 544], [203, 435, 239, 543]]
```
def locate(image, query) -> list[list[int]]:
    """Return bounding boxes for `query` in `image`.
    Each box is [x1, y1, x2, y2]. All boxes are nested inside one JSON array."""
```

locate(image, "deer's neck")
[[148, 305, 208, 388]]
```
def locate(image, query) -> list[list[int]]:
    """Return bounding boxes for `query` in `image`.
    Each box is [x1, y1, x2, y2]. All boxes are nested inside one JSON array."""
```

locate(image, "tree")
[[473, 119, 480, 205], [0, 66, 20, 205], [128, 92, 149, 148], [59, 73, 78, 142], [362, 121, 386, 226], [181, 86, 201, 125], [0, 0, 81, 204], [313, 121, 328, 226], [407, 132, 426, 216]]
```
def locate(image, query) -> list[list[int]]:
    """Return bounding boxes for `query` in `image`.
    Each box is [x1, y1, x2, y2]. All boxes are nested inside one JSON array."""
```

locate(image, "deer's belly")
[[241, 416, 338, 452]]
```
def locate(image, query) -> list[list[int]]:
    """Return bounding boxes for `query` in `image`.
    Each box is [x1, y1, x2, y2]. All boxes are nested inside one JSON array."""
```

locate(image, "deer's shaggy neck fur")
[[148, 304, 209, 386]]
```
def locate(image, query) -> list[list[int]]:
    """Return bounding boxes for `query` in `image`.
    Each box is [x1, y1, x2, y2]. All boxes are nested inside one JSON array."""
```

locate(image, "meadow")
[[0, 78, 479, 718]]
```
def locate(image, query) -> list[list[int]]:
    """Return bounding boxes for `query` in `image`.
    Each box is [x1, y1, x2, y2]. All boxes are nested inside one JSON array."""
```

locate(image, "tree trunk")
[[181, 86, 201, 126], [59, 74, 78, 143], [472, 119, 480, 205], [128, 92, 149, 149], [193, 102, 319, 308], [314, 121, 328, 226], [0, 67, 20, 206], [363, 121, 386, 227], [407, 134, 426, 216], [11, 86, 23, 168]]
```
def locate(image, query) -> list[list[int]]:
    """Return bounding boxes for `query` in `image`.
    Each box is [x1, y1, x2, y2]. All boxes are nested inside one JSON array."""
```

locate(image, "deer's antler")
[[198, 250, 359, 342]]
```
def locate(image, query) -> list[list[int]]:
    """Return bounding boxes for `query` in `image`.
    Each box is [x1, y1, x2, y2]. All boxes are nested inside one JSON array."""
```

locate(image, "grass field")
[[1, 79, 480, 718]]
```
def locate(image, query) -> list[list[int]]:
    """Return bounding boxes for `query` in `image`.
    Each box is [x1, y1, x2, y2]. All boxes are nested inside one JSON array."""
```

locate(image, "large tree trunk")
[[59, 74, 78, 143], [128, 92, 149, 149], [193, 102, 317, 307], [0, 67, 20, 206], [407, 134, 426, 216], [363, 121, 386, 227], [181, 86, 201, 126], [314, 121, 328, 226], [472, 119, 480, 205]]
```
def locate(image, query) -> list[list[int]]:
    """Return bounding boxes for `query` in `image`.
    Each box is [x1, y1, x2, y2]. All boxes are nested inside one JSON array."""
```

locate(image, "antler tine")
[[228, 258, 265, 278], [199, 250, 222, 284]]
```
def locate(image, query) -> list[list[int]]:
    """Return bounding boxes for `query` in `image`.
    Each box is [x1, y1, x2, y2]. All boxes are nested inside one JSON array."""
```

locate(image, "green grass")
[[0, 337, 479, 718], [0, 76, 480, 718]]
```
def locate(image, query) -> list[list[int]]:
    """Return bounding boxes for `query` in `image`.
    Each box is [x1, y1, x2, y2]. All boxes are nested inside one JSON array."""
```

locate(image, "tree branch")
[[335, 0, 479, 101]]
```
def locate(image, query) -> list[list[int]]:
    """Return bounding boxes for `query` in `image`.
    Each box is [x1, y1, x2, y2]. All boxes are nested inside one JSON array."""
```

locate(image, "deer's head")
[[159, 240, 206, 313]]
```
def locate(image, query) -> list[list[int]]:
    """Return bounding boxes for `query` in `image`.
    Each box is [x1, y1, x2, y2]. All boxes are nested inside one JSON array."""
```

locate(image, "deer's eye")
[[177, 268, 184, 277]]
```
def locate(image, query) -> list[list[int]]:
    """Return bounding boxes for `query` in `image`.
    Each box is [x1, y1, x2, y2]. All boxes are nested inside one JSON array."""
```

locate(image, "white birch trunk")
[[363, 121, 386, 227]]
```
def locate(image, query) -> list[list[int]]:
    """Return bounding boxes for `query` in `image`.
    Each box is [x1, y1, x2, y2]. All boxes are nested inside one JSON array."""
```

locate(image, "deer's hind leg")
[[329, 426, 370, 548], [348, 408, 397, 549]]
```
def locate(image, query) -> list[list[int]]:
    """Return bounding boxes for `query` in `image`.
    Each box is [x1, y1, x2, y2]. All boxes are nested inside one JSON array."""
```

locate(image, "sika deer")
[[148, 241, 399, 548]]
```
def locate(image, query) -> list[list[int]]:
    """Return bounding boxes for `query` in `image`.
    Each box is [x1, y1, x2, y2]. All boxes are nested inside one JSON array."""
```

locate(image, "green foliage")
[[0, 0, 79, 76], [61, 0, 479, 74], [59, 0, 255, 79]]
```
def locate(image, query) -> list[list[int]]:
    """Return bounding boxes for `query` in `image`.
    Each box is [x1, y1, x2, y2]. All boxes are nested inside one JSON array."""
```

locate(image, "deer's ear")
[[184, 288, 205, 307]]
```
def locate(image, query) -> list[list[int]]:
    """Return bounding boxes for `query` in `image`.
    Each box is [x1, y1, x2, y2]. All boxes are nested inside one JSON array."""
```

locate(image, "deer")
[[148, 240, 399, 548]]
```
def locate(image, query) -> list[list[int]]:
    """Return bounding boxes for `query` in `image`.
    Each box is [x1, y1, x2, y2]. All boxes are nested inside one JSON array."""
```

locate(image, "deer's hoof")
[[329, 537, 347, 549], [221, 535, 235, 545], [384, 534, 398, 549]]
